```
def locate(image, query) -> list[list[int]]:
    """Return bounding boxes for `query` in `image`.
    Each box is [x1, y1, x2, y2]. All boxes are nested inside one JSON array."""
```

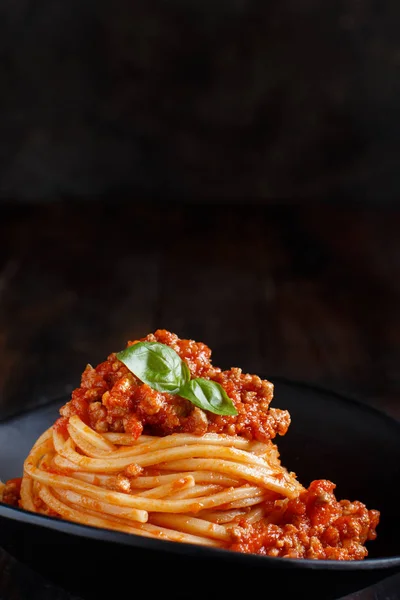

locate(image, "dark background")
[[1, 0, 400, 201]]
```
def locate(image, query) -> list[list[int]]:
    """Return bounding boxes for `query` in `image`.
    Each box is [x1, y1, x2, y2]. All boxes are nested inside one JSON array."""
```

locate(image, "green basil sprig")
[[116, 341, 238, 416]]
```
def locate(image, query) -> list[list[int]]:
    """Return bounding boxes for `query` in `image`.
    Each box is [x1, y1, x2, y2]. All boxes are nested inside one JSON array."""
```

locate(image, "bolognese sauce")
[[56, 329, 290, 443], [230, 480, 379, 560]]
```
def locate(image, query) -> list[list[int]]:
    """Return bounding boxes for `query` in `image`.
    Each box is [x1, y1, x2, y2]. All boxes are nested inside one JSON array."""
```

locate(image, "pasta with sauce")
[[1, 330, 380, 560]]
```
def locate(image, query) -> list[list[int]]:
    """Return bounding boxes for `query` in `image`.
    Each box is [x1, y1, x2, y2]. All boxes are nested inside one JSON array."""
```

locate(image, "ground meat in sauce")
[[1, 477, 22, 507], [56, 329, 290, 442], [229, 480, 380, 560]]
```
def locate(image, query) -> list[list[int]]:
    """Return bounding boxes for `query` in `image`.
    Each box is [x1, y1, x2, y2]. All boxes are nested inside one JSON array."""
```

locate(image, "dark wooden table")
[[0, 200, 399, 599]]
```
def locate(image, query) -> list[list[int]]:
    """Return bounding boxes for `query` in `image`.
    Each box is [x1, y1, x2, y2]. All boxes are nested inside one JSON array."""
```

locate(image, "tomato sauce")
[[1, 477, 22, 507], [230, 480, 379, 560], [59, 329, 290, 443]]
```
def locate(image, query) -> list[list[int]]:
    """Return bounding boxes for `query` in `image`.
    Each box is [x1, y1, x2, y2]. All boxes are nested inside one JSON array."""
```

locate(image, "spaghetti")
[[1, 329, 380, 560]]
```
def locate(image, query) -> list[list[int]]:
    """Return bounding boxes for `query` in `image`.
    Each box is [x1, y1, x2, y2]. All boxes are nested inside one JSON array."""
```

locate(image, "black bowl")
[[1, 380, 399, 600]]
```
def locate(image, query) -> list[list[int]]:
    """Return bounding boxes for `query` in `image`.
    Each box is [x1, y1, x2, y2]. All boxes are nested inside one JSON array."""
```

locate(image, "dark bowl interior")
[[1, 380, 399, 600]]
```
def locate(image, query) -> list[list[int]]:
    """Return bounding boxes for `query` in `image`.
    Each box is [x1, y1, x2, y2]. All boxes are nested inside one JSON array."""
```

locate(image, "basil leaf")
[[117, 340, 237, 416], [117, 341, 190, 394], [179, 378, 238, 416]]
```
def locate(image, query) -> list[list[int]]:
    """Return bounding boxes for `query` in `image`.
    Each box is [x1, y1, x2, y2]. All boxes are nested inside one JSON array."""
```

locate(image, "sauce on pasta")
[[1, 330, 379, 560], [56, 329, 290, 442]]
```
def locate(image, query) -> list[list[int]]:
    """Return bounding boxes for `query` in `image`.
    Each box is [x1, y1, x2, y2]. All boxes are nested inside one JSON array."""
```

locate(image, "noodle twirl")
[[1, 330, 380, 560]]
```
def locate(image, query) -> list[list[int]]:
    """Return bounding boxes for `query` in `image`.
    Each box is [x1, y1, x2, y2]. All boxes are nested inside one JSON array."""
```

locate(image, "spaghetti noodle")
[[1, 330, 380, 560]]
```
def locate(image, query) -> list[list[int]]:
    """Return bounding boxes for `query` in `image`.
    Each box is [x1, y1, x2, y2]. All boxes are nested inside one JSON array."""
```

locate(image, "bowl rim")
[[1, 502, 400, 571]]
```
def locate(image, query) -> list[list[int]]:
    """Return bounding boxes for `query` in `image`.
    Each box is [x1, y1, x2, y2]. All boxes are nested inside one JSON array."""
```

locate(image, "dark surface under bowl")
[[0, 380, 399, 600]]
